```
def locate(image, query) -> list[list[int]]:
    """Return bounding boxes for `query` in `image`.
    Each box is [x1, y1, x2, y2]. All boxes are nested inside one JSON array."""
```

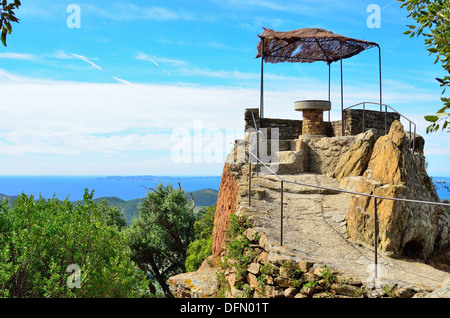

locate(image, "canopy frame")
[[256, 28, 382, 136]]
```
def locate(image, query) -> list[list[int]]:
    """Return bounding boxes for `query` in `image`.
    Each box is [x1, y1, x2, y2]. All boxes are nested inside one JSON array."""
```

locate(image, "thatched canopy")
[[256, 28, 378, 64]]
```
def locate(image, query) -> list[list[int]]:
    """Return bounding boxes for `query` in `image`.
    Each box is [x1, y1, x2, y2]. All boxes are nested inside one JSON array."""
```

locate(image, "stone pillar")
[[295, 100, 331, 137], [302, 109, 325, 135]]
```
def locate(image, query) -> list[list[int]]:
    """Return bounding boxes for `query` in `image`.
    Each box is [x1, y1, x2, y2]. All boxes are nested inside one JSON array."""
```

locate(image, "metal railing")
[[344, 102, 417, 152], [247, 112, 450, 278]]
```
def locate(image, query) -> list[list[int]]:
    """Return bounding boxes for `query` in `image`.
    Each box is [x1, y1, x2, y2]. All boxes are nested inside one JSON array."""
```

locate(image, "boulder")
[[345, 120, 450, 259], [333, 129, 375, 181], [168, 268, 219, 298], [367, 120, 406, 185]]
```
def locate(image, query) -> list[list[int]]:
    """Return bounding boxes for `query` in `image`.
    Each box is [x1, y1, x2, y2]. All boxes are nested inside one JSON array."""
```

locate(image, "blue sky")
[[0, 0, 448, 176]]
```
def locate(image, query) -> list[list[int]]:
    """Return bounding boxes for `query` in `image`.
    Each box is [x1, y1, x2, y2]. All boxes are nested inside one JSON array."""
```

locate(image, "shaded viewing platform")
[[249, 27, 418, 151]]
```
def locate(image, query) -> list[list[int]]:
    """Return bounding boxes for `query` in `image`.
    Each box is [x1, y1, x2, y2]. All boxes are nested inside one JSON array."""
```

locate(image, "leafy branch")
[[0, 0, 21, 47], [399, 0, 449, 133]]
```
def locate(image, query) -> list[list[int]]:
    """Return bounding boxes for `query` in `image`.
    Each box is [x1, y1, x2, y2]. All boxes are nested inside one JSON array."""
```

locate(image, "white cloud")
[[83, 3, 192, 21], [71, 53, 103, 71], [113, 76, 132, 85], [0, 53, 36, 60], [0, 69, 448, 175]]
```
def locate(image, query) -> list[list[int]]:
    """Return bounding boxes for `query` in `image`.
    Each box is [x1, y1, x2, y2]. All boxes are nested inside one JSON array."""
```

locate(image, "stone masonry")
[[302, 109, 325, 136]]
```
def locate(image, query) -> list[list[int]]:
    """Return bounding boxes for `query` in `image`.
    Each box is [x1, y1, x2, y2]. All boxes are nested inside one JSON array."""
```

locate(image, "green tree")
[[1, 0, 21, 46], [0, 189, 148, 298], [99, 199, 128, 231], [126, 183, 196, 298], [399, 0, 450, 133], [185, 203, 216, 272]]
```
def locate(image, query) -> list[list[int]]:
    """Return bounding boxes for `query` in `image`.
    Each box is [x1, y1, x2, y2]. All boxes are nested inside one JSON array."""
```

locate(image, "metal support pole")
[[248, 161, 252, 206], [362, 102, 365, 133], [340, 45, 344, 136], [339, 42, 345, 136], [374, 197, 378, 279], [328, 62, 331, 123], [409, 122, 412, 150], [385, 104, 387, 134], [260, 37, 265, 129], [377, 45, 383, 111], [280, 180, 284, 246]]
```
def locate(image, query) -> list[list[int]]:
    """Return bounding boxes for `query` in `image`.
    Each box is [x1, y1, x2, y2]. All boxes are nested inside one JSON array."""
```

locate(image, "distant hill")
[[0, 188, 219, 225], [189, 188, 219, 207], [0, 193, 18, 202], [94, 188, 218, 224]]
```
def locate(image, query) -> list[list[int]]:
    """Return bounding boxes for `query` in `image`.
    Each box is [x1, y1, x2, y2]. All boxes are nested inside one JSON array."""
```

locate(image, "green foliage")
[[0, 189, 148, 298], [320, 265, 336, 286], [0, 0, 21, 46], [126, 183, 196, 298], [95, 188, 218, 225], [223, 214, 255, 291], [185, 204, 216, 272], [398, 0, 450, 133]]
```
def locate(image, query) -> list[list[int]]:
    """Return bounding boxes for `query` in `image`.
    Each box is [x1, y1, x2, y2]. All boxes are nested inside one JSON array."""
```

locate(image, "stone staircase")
[[252, 137, 306, 175]]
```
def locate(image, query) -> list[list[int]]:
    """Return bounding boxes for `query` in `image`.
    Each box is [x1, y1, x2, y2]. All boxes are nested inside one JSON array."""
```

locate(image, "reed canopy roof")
[[256, 28, 378, 64]]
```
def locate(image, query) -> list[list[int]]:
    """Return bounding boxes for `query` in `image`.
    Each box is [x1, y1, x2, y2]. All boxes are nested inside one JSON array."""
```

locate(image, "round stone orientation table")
[[294, 100, 331, 136], [294, 100, 331, 111]]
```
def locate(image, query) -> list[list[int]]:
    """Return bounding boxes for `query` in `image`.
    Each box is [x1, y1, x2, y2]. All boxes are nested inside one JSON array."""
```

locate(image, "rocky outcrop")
[[333, 130, 375, 181], [344, 120, 450, 259], [168, 115, 450, 299], [169, 266, 219, 298], [211, 163, 241, 263]]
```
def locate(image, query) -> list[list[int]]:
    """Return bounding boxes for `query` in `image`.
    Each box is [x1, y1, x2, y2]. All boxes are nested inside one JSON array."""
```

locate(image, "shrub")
[[0, 190, 148, 298]]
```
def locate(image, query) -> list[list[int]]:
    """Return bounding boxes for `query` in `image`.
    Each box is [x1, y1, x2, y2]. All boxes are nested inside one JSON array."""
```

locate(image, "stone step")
[[248, 175, 341, 195], [250, 139, 296, 153], [254, 150, 307, 175]]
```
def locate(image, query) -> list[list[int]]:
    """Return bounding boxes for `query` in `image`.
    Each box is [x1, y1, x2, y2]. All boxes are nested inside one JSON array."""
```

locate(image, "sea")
[[0, 175, 222, 201], [0, 175, 449, 202], [432, 176, 450, 201]]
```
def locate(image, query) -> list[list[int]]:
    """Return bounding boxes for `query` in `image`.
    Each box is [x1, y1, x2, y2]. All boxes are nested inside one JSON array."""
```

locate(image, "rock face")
[[211, 162, 241, 262], [343, 120, 450, 259], [333, 130, 375, 181]]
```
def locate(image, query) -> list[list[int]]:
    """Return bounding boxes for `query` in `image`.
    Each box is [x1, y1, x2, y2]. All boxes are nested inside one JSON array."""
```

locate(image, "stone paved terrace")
[[239, 172, 450, 293]]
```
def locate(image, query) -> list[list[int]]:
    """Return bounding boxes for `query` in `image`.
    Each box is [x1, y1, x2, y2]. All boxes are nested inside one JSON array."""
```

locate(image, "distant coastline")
[[0, 175, 448, 201], [0, 175, 222, 201]]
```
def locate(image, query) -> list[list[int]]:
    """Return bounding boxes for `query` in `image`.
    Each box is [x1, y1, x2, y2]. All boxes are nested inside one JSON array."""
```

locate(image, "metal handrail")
[[247, 111, 450, 278], [344, 101, 417, 152]]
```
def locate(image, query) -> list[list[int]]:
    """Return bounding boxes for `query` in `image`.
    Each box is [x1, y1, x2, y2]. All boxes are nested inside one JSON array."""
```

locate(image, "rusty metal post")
[[260, 37, 265, 129], [340, 43, 344, 137], [374, 197, 378, 279], [377, 45, 383, 111], [362, 102, 365, 133], [280, 180, 284, 246], [248, 161, 252, 206]]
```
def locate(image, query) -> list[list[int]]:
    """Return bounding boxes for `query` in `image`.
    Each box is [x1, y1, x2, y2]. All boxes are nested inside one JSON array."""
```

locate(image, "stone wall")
[[332, 109, 401, 138], [245, 108, 302, 141], [220, 228, 369, 298], [245, 108, 401, 140], [305, 136, 357, 175]]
